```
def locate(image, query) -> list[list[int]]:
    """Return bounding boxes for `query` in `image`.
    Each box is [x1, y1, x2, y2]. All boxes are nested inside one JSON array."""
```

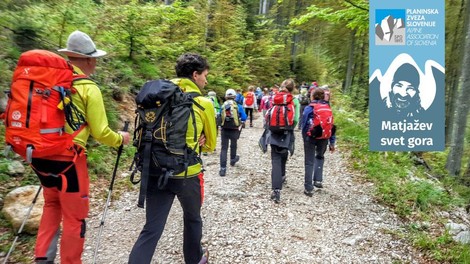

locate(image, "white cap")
[[58, 30, 107, 58], [208, 91, 216, 97], [225, 89, 236, 98]]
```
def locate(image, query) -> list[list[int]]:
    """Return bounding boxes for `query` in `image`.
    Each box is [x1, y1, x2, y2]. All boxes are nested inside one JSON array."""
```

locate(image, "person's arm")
[[86, 84, 123, 147], [329, 135, 336, 152], [301, 105, 313, 136], [329, 125, 336, 152]]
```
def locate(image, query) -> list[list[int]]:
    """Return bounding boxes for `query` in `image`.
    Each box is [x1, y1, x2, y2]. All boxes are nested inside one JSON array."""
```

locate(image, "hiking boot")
[[219, 168, 226, 176], [250, 123, 253, 127], [230, 155, 240, 166], [304, 189, 313, 197], [270, 189, 281, 203], [198, 249, 209, 264], [314, 181, 323, 188]]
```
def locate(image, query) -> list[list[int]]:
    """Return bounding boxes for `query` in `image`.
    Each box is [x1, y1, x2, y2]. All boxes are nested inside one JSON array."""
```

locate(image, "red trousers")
[[32, 147, 89, 264]]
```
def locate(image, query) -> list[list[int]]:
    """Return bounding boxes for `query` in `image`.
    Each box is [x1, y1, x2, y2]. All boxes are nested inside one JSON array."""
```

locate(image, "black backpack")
[[130, 79, 203, 208]]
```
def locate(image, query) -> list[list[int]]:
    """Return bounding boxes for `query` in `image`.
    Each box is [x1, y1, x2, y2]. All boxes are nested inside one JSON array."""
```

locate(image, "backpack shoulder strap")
[[72, 75, 95, 85]]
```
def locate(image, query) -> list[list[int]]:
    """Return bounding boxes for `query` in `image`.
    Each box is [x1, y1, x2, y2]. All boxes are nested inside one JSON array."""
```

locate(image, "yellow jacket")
[[65, 66, 123, 149], [171, 78, 217, 177]]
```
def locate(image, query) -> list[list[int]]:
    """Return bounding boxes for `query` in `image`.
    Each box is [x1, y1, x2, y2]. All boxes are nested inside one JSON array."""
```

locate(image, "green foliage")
[[421, 152, 470, 207], [410, 229, 470, 263], [86, 144, 116, 177], [136, 59, 160, 80], [290, 1, 368, 34], [407, 180, 450, 212]]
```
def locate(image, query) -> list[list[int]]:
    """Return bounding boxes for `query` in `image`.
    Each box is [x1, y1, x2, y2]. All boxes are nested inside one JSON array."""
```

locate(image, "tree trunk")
[[343, 30, 356, 94], [259, 0, 269, 15], [446, 0, 470, 176], [291, 33, 299, 71], [445, 0, 466, 145], [289, 0, 303, 72]]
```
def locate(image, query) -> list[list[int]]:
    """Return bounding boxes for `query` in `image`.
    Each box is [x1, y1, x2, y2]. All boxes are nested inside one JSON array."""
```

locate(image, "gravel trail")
[[82, 114, 426, 264]]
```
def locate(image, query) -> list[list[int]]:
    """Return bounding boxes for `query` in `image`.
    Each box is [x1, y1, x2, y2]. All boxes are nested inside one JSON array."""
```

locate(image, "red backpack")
[[4, 50, 86, 163], [307, 102, 334, 139], [265, 92, 295, 133], [245, 92, 255, 106]]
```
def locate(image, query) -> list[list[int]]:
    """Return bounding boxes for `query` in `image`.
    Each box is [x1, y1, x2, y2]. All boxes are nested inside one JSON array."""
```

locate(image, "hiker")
[[297, 86, 310, 129], [243, 85, 257, 127], [308, 81, 319, 96], [207, 90, 221, 128], [320, 85, 331, 103], [129, 53, 216, 264], [255, 86, 263, 107], [259, 88, 270, 125], [235, 88, 245, 107], [207, 90, 221, 115], [219, 89, 247, 176], [260, 78, 300, 203], [30, 30, 131, 264], [301, 88, 336, 197]]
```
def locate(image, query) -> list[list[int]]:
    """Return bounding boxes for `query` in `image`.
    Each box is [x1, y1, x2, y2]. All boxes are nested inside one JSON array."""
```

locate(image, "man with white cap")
[[32, 30, 130, 264]]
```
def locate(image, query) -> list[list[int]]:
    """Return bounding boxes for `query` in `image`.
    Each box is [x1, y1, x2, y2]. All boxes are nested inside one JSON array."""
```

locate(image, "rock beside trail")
[[2, 185, 43, 235]]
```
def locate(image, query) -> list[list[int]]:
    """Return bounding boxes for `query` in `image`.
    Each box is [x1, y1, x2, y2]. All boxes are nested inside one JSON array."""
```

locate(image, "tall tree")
[[446, 0, 470, 176], [445, 0, 467, 144]]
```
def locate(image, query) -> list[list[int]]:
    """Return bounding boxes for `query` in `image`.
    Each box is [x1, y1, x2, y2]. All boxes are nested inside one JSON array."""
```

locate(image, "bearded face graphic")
[[388, 63, 424, 118]]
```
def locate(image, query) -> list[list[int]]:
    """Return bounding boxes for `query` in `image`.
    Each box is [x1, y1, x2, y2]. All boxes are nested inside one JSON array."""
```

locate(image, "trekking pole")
[[2, 186, 42, 264], [93, 121, 129, 264]]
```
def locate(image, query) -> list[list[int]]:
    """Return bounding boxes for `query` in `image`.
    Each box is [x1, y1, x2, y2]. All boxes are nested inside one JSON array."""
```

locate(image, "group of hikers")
[[3, 30, 335, 264], [207, 80, 336, 204]]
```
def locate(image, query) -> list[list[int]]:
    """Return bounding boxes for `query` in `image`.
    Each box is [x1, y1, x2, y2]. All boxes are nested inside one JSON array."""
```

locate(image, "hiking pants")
[[32, 148, 89, 264], [303, 137, 328, 191], [270, 145, 288, 190], [245, 107, 254, 125], [220, 128, 240, 168], [129, 174, 204, 264]]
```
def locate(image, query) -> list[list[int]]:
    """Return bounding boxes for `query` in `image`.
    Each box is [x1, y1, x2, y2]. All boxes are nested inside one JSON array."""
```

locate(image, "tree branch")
[[344, 0, 368, 12]]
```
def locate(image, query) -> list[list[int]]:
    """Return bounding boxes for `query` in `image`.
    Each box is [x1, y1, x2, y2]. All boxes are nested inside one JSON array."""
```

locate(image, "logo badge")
[[11, 111, 21, 120], [145, 111, 156, 122]]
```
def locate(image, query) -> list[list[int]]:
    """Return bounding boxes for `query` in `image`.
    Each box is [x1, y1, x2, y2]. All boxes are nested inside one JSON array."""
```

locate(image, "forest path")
[[81, 113, 428, 264]]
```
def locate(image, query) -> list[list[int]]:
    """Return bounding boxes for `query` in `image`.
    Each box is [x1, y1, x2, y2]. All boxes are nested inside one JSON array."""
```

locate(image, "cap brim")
[[58, 49, 107, 58]]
